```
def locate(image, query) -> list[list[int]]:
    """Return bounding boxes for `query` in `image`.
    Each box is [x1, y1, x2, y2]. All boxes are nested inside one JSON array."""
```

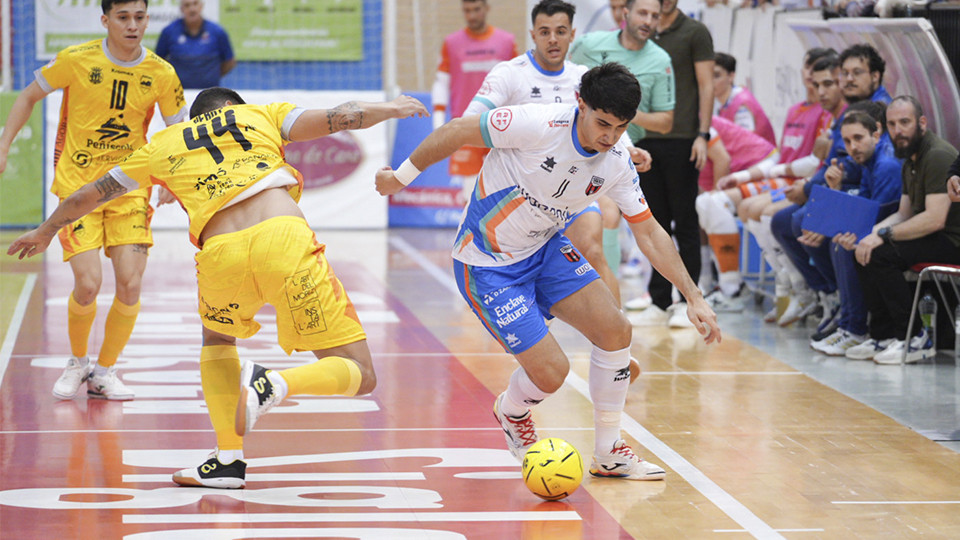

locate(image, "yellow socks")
[[279, 356, 362, 397], [200, 345, 243, 451], [67, 293, 97, 359], [97, 298, 140, 368]]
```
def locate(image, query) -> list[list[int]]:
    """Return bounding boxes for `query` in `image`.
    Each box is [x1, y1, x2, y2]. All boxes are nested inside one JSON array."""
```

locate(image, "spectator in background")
[[712, 52, 777, 146], [432, 0, 516, 200], [771, 54, 851, 329], [839, 97, 960, 364], [946, 154, 960, 202], [609, 0, 627, 28], [694, 116, 779, 311], [839, 43, 891, 105], [570, 0, 675, 315], [156, 0, 235, 89], [635, 0, 713, 328], [801, 107, 901, 356]]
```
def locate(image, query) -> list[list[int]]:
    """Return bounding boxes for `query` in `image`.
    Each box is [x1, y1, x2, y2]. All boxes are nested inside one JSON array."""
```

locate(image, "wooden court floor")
[[2, 227, 960, 539]]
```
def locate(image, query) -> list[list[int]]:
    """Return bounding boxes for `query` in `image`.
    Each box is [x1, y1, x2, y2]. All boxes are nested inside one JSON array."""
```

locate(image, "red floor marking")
[[1, 259, 631, 538]]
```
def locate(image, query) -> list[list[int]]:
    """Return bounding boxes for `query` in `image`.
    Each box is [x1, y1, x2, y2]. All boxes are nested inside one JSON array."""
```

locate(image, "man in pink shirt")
[[432, 0, 517, 199], [713, 52, 776, 146]]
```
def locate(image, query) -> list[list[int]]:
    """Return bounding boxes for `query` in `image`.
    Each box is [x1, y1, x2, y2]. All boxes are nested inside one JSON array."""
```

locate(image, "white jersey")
[[453, 103, 652, 267], [463, 51, 588, 116]]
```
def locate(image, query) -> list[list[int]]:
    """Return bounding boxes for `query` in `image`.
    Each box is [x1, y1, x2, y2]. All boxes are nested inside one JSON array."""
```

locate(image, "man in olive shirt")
[[637, 0, 714, 327], [840, 96, 960, 364]]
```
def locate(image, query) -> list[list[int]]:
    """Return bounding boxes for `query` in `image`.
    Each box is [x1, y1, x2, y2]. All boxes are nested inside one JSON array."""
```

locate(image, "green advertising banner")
[[0, 93, 44, 226], [222, 0, 364, 61]]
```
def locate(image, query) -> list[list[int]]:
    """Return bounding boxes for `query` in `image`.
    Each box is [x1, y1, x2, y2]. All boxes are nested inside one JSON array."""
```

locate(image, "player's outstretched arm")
[[7, 172, 130, 260], [628, 217, 721, 344], [375, 115, 486, 196], [288, 95, 429, 141], [0, 81, 48, 174]]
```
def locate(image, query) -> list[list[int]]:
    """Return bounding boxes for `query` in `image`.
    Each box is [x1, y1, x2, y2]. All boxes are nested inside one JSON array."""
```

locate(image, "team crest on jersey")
[[490, 109, 512, 131], [139, 75, 153, 94], [585, 175, 604, 195], [88, 67, 103, 84], [540, 156, 556, 172], [530, 86, 541, 98], [560, 244, 580, 263]]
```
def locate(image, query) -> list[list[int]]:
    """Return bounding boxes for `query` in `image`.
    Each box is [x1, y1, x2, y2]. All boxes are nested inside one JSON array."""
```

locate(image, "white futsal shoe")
[[52, 356, 93, 399], [590, 439, 665, 481]]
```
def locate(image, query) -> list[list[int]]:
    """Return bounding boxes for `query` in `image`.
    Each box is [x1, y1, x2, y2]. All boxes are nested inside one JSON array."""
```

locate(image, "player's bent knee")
[[356, 363, 377, 395]]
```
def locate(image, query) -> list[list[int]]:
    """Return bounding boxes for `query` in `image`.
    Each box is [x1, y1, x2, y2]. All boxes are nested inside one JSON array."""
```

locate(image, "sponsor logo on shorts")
[[560, 245, 580, 263], [506, 333, 521, 348], [494, 295, 529, 329], [575, 263, 591, 276]]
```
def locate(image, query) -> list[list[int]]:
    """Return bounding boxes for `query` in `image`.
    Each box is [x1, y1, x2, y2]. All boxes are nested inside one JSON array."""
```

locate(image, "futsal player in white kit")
[[377, 63, 720, 481]]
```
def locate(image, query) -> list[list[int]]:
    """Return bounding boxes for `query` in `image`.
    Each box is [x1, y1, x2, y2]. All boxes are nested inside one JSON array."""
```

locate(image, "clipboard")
[[801, 184, 880, 240]]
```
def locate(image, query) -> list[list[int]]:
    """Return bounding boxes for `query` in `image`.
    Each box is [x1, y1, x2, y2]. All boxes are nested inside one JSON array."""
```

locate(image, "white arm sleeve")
[[788, 154, 822, 178], [431, 71, 450, 130]]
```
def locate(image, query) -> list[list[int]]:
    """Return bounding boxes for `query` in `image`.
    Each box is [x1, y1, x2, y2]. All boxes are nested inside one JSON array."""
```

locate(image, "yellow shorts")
[[57, 190, 154, 262], [195, 216, 366, 354]]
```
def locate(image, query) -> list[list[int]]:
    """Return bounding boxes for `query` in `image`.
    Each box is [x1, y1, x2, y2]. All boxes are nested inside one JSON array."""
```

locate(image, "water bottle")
[[954, 303, 960, 365], [919, 294, 936, 349]]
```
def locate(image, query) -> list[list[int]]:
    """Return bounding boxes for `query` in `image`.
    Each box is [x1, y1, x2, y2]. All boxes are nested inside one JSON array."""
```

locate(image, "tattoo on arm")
[[93, 174, 128, 204], [326, 102, 363, 133]]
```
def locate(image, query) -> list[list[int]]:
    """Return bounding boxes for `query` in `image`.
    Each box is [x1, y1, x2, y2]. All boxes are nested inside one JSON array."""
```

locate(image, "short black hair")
[[531, 0, 576, 24], [889, 95, 925, 121], [804, 47, 836, 68], [842, 109, 882, 134], [579, 63, 641, 122], [846, 100, 887, 131], [102, 0, 146, 14], [811, 54, 840, 74], [714, 52, 736, 74], [840, 43, 886, 84], [190, 87, 246, 118], [625, 0, 663, 9]]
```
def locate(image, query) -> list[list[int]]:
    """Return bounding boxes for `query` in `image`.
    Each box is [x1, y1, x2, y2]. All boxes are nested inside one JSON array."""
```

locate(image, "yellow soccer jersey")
[[109, 102, 306, 247], [36, 39, 187, 197]]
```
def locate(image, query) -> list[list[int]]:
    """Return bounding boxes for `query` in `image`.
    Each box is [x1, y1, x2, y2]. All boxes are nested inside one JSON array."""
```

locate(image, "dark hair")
[[811, 54, 840, 74], [190, 87, 246, 118], [580, 63, 641, 122], [625, 0, 663, 9], [889, 95, 925, 121], [840, 43, 886, 83], [102, 0, 146, 14], [714, 52, 736, 74], [841, 110, 881, 134], [531, 0, 576, 24], [846, 100, 887, 131], [804, 47, 836, 68]]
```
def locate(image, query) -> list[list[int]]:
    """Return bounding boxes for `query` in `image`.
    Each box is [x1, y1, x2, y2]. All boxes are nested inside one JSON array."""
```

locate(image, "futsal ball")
[[522, 438, 583, 500]]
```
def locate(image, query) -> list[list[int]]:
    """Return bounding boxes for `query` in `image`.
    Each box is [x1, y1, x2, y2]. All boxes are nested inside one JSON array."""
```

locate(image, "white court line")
[[832, 500, 960, 505], [391, 235, 786, 540], [124, 472, 427, 483], [715, 530, 824, 533], [1, 426, 595, 435], [0, 273, 37, 383], [124, 511, 581, 524]]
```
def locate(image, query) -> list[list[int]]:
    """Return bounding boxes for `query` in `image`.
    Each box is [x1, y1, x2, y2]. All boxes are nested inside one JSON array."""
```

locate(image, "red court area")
[[0, 258, 627, 539]]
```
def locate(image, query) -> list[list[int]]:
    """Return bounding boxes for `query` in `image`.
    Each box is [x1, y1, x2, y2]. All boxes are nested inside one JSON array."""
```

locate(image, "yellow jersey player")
[[9, 87, 429, 489], [0, 0, 187, 401]]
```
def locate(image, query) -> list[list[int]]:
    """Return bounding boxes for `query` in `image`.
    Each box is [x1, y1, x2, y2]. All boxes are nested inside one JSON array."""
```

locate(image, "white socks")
[[501, 367, 551, 418], [589, 345, 631, 456]]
